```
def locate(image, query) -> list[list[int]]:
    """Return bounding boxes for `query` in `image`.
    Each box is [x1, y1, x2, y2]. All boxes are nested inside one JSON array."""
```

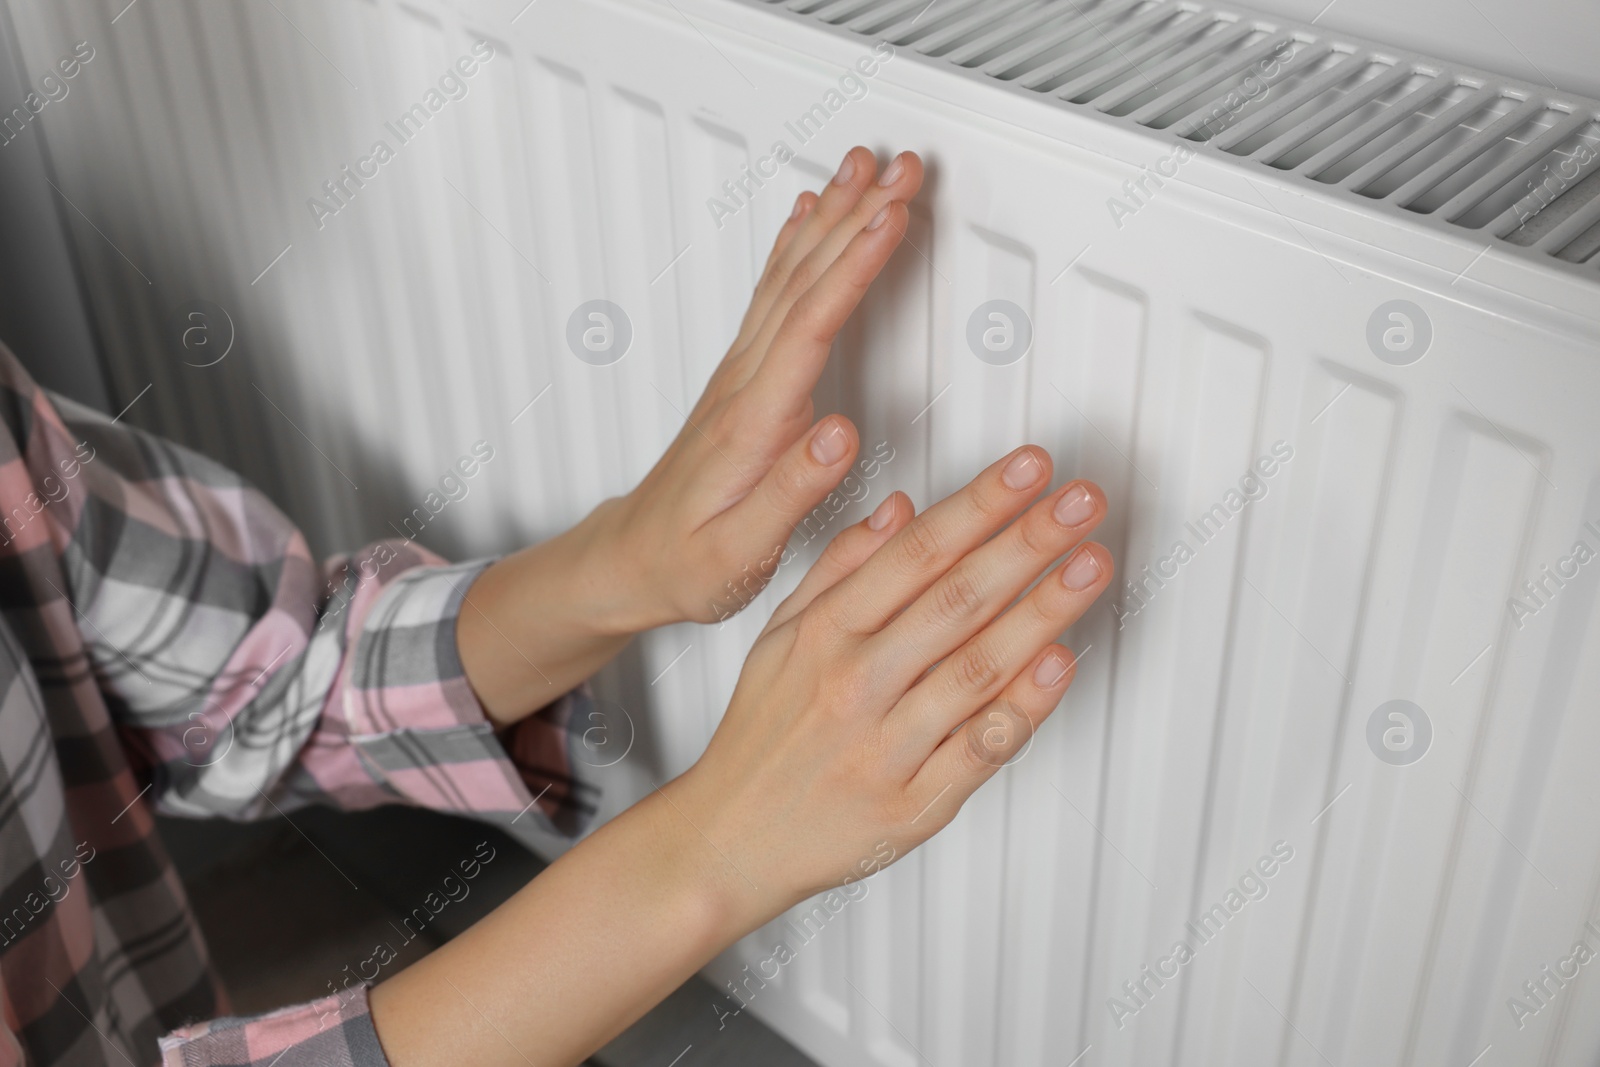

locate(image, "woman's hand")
[[601, 146, 925, 629], [373, 450, 1112, 1066], [457, 147, 924, 724], [671, 445, 1112, 909]]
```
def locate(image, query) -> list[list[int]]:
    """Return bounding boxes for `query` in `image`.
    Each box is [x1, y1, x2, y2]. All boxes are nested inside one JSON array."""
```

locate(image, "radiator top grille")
[[756, 0, 1600, 277]]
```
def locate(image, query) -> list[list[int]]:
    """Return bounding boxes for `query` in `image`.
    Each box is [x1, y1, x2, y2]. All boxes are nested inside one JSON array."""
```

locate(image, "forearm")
[[368, 780, 765, 1067], [456, 498, 647, 727]]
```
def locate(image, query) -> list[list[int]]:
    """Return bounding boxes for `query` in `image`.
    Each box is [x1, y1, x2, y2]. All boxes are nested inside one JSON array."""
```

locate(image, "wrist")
[[456, 505, 640, 725], [508, 496, 661, 639], [636, 780, 774, 948], [563, 495, 676, 637], [660, 762, 804, 926]]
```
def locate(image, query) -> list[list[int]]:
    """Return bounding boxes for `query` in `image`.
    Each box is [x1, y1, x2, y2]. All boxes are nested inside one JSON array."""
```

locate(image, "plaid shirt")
[[0, 346, 599, 1066]]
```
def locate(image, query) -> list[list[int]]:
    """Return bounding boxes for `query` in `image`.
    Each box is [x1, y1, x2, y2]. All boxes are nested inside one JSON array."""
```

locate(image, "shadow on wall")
[[0, 3, 107, 411]]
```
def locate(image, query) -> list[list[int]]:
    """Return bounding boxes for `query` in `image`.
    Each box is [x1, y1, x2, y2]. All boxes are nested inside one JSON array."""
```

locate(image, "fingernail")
[[1054, 483, 1095, 526], [1034, 650, 1071, 688], [810, 420, 848, 465], [868, 496, 895, 530], [1061, 547, 1101, 591], [878, 154, 904, 187], [1001, 449, 1042, 490], [790, 195, 807, 220], [832, 152, 856, 187], [866, 205, 890, 231]]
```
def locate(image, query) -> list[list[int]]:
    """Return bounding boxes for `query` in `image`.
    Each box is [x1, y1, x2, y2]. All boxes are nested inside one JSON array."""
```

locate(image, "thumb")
[[712, 415, 860, 607]]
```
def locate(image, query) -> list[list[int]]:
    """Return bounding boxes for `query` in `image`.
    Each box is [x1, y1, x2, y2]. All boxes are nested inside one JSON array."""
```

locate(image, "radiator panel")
[[8, 0, 1600, 1065]]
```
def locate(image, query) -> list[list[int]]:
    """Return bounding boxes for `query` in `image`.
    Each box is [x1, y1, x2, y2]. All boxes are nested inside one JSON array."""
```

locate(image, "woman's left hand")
[[458, 147, 923, 723], [597, 146, 924, 629]]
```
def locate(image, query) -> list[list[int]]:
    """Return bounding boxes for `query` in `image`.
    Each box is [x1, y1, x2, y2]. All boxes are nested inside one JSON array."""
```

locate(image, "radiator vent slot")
[[756, 0, 1600, 275]]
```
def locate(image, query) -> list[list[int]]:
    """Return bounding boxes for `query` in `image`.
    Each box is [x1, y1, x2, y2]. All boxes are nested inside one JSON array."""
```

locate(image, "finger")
[[711, 414, 861, 604], [865, 479, 1106, 688], [740, 151, 923, 373], [742, 200, 912, 420], [906, 643, 1079, 828], [889, 541, 1112, 755], [810, 445, 1052, 635], [762, 492, 912, 638], [731, 191, 818, 350], [766, 192, 817, 275], [731, 147, 877, 355]]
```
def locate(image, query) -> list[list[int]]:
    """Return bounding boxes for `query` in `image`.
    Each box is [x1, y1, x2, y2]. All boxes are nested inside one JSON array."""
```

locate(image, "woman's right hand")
[[373, 448, 1113, 1067], [670, 444, 1113, 919]]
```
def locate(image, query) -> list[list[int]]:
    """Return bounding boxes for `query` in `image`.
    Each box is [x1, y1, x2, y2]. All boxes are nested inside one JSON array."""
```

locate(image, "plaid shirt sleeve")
[[157, 987, 385, 1067], [41, 388, 595, 833], [0, 349, 599, 1066]]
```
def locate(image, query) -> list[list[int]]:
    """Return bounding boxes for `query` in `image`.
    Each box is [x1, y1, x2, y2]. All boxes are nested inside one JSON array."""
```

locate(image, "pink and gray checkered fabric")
[[0, 346, 597, 1066]]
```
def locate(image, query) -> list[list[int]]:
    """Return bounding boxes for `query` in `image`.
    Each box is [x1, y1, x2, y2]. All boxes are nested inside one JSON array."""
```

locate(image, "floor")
[[160, 804, 818, 1067]]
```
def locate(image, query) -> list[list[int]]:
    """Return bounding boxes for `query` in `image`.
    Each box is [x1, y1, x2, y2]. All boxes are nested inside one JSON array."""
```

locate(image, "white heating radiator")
[[7, 0, 1600, 1064]]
